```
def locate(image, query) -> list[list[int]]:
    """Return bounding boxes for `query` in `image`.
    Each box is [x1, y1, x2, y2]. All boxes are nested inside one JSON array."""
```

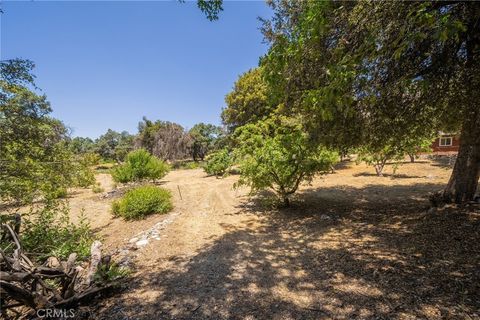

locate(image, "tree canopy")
[[94, 129, 134, 162], [0, 59, 94, 204], [189, 122, 223, 161], [259, 0, 480, 203], [222, 67, 273, 132], [234, 116, 338, 206], [135, 117, 192, 162]]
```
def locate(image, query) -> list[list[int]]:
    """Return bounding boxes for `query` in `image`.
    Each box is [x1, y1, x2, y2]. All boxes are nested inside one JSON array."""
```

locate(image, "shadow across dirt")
[[352, 172, 425, 179], [94, 182, 480, 320], [429, 155, 457, 169]]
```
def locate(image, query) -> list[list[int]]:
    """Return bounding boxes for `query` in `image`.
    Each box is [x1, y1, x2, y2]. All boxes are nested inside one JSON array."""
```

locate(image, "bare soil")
[[68, 159, 479, 320]]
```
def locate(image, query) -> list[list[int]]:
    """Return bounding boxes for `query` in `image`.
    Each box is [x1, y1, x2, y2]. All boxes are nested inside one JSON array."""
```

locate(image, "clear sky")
[[1, 1, 272, 138]]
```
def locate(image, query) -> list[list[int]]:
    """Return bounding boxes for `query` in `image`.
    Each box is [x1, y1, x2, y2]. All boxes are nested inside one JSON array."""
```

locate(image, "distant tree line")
[[68, 117, 224, 163]]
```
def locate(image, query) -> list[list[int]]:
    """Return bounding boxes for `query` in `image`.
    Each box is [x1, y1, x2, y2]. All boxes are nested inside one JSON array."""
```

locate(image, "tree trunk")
[[374, 162, 385, 176], [442, 10, 480, 204], [442, 108, 480, 203], [409, 154, 415, 163]]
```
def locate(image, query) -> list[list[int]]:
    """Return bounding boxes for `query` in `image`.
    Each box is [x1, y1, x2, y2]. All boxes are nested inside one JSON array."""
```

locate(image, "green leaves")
[[204, 148, 233, 177], [189, 123, 223, 161], [111, 149, 170, 183], [94, 129, 134, 162], [234, 117, 338, 206], [222, 67, 273, 132], [0, 61, 91, 204], [196, 0, 223, 21], [20, 202, 94, 261], [112, 185, 173, 220]]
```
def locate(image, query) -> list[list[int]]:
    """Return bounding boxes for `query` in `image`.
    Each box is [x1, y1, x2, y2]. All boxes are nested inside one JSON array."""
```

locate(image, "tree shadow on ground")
[[352, 172, 425, 179], [429, 155, 457, 169], [94, 182, 480, 320], [333, 160, 353, 170]]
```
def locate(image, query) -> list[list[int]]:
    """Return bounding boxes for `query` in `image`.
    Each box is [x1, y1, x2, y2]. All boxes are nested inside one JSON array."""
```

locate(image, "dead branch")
[[0, 223, 123, 319]]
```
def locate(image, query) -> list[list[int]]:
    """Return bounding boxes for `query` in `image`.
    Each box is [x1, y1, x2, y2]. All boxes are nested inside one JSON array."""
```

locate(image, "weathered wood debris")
[[0, 219, 120, 319]]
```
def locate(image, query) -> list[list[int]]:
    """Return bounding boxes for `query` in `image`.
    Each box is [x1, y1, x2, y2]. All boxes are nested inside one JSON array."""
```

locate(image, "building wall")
[[431, 135, 460, 153]]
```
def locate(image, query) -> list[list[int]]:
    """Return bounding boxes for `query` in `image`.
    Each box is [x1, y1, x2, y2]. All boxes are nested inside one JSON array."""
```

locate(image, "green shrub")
[[204, 149, 233, 177], [19, 203, 94, 261], [48, 187, 68, 199], [172, 160, 204, 170], [234, 117, 338, 206], [95, 262, 130, 283], [82, 153, 101, 166], [112, 185, 173, 220], [184, 161, 200, 169], [72, 159, 96, 188], [92, 183, 104, 193], [111, 149, 169, 183], [111, 165, 133, 183]]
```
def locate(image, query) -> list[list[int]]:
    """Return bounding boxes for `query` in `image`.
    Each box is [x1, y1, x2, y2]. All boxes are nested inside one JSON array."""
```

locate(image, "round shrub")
[[204, 149, 233, 177], [111, 149, 170, 183], [112, 185, 173, 220]]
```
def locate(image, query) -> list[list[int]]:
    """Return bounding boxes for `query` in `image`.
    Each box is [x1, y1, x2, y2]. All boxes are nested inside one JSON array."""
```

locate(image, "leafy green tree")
[[0, 59, 95, 261], [234, 117, 338, 206], [203, 148, 233, 177], [94, 129, 120, 160], [189, 123, 223, 161], [261, 1, 363, 157], [340, 1, 480, 202], [94, 129, 133, 162], [68, 137, 95, 154], [261, 1, 480, 203], [135, 117, 159, 154], [356, 144, 405, 177], [114, 132, 134, 162], [357, 133, 436, 175], [404, 136, 434, 163], [0, 59, 83, 204], [222, 67, 274, 132]]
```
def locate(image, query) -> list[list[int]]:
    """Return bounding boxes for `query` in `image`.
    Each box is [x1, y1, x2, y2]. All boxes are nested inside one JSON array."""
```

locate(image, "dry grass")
[[67, 159, 478, 319]]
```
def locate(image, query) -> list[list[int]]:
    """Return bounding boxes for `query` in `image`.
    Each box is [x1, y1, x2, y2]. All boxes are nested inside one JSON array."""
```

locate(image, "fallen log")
[[0, 280, 37, 309], [0, 271, 32, 282]]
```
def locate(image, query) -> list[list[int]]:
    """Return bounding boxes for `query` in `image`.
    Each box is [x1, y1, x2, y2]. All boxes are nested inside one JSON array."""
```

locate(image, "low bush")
[[72, 161, 96, 188], [48, 187, 68, 200], [92, 183, 104, 193], [82, 153, 101, 166], [19, 203, 94, 261], [112, 185, 173, 220], [172, 160, 203, 170], [111, 149, 169, 183], [204, 149, 233, 177], [111, 165, 133, 183], [95, 262, 131, 283]]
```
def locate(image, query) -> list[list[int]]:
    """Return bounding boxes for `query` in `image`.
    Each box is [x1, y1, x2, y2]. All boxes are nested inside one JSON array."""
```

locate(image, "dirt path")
[[77, 161, 478, 320]]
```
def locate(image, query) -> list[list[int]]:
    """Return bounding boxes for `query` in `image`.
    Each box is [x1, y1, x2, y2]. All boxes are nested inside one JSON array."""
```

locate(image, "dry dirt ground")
[[68, 159, 479, 320]]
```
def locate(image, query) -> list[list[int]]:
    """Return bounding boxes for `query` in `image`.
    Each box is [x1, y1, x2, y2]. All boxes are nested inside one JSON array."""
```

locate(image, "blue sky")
[[1, 1, 272, 138]]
